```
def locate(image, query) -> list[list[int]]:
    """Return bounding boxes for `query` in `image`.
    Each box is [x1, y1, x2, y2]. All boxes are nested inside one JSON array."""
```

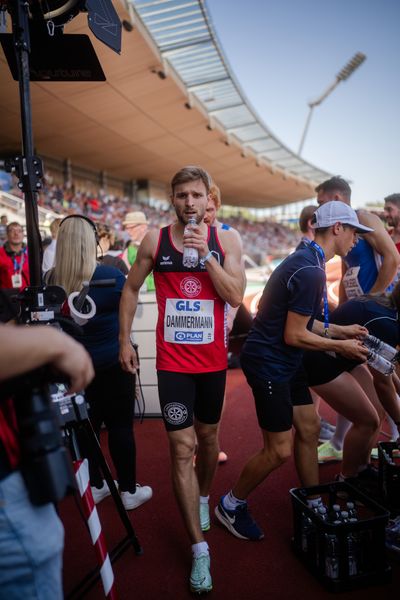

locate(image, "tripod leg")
[[80, 419, 142, 555], [74, 458, 117, 599]]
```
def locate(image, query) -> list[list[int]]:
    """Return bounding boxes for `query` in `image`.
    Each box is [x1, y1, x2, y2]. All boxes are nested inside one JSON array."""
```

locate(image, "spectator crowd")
[[2, 173, 300, 265]]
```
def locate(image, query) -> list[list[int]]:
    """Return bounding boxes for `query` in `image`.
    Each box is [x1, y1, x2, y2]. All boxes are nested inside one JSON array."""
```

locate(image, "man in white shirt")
[[42, 218, 62, 274]]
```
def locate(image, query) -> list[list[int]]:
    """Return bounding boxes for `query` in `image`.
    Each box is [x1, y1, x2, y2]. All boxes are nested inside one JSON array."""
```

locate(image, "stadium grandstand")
[[1, 2, 398, 600], [1, 0, 334, 266], [1, 0, 332, 213]]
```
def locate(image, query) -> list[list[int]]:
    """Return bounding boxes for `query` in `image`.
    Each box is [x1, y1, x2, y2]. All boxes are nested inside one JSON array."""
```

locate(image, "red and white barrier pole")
[[74, 458, 117, 599]]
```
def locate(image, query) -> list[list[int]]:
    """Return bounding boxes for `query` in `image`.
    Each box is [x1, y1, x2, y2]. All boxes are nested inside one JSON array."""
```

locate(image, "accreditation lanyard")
[[12, 248, 26, 274], [304, 239, 329, 336]]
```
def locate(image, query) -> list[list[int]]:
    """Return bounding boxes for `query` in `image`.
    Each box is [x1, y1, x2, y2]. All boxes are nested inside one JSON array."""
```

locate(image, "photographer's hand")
[[0, 324, 94, 393], [51, 333, 95, 393]]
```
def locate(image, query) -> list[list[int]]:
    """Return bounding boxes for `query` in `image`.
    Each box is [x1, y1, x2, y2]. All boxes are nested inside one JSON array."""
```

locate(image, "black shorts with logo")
[[242, 364, 312, 432], [157, 370, 227, 431]]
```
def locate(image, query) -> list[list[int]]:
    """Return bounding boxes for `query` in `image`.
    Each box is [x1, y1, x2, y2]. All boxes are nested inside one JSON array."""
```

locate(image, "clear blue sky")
[[208, 0, 400, 208]]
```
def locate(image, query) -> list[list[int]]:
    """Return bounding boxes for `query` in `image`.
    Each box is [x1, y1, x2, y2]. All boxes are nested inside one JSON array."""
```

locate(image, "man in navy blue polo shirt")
[[215, 201, 372, 540]]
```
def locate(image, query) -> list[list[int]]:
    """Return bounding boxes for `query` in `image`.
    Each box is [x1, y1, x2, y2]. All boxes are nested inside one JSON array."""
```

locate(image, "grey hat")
[[312, 201, 373, 234]]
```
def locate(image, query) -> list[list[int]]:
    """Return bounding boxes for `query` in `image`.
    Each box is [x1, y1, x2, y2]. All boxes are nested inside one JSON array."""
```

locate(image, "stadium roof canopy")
[[0, 0, 331, 207]]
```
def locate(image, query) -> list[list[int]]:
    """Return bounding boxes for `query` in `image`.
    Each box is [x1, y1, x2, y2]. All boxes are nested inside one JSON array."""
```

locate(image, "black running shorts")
[[157, 370, 227, 431], [303, 350, 359, 387], [242, 365, 312, 432]]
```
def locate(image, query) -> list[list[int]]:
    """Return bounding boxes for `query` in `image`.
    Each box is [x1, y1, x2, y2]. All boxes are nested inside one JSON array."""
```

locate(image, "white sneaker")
[[190, 553, 212, 594], [120, 484, 153, 510], [91, 479, 117, 504]]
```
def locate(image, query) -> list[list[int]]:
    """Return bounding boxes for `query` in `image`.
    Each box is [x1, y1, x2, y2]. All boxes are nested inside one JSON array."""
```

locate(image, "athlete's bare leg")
[[194, 420, 219, 496], [293, 403, 321, 487], [167, 426, 204, 543], [232, 428, 292, 499], [313, 372, 380, 477]]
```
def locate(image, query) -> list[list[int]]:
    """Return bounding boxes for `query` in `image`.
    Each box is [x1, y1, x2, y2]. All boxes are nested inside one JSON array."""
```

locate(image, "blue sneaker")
[[214, 496, 264, 540]]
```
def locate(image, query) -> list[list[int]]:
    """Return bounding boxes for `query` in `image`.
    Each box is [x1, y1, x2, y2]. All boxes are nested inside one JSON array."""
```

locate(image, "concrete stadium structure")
[[0, 0, 331, 208]]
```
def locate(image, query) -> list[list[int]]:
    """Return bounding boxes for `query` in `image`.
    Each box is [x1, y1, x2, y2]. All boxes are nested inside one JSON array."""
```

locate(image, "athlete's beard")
[[386, 216, 399, 229], [176, 211, 205, 226]]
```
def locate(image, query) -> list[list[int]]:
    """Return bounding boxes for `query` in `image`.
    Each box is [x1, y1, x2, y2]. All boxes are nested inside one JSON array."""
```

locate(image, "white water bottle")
[[325, 533, 340, 579], [367, 350, 395, 375], [182, 217, 198, 268], [364, 334, 399, 362]]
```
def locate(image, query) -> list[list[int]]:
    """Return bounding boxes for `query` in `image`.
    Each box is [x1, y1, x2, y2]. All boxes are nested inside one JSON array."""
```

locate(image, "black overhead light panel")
[[0, 0, 122, 81]]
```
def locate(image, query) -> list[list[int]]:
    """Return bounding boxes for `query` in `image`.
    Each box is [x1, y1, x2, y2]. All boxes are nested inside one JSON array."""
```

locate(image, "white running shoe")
[[190, 553, 212, 594], [91, 480, 117, 504], [120, 484, 153, 510]]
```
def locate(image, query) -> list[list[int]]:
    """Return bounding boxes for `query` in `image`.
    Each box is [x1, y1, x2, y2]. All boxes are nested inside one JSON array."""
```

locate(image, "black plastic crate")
[[378, 441, 400, 514], [290, 481, 391, 592]]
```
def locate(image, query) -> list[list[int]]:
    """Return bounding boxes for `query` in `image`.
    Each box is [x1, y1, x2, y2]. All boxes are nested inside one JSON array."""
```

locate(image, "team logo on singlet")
[[163, 402, 189, 426], [160, 255, 173, 266], [180, 276, 202, 298]]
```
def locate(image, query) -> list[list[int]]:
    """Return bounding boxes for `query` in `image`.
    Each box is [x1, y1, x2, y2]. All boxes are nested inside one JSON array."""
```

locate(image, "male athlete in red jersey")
[[119, 166, 244, 594]]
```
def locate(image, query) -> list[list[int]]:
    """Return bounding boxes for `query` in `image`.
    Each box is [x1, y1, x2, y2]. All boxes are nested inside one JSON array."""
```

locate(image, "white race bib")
[[342, 266, 363, 299], [164, 298, 215, 344]]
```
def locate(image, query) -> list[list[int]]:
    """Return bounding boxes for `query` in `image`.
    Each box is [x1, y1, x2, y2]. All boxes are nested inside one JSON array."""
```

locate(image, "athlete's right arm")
[[119, 231, 157, 373]]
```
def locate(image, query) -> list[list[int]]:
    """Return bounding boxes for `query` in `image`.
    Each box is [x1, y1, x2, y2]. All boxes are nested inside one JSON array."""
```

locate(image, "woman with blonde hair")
[[47, 215, 152, 510]]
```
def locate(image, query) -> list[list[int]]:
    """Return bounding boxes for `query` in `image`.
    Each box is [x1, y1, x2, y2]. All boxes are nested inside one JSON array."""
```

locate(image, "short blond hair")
[[209, 184, 221, 210], [299, 205, 317, 233], [50, 218, 62, 237], [170, 165, 212, 195]]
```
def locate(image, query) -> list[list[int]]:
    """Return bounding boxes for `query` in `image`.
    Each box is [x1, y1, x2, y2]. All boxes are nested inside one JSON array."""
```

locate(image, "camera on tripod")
[[11, 369, 80, 506], [0, 283, 84, 506], [1, 276, 114, 506]]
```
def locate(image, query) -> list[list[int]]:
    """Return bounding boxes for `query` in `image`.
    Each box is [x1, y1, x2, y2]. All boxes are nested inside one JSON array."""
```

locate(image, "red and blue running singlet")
[[153, 225, 227, 373]]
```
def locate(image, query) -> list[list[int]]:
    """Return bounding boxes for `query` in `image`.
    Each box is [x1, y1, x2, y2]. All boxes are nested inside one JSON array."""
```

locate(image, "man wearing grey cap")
[[215, 201, 371, 541], [316, 177, 400, 463]]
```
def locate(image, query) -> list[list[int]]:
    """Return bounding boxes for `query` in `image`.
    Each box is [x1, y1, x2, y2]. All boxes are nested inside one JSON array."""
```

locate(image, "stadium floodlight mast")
[[298, 52, 366, 156]]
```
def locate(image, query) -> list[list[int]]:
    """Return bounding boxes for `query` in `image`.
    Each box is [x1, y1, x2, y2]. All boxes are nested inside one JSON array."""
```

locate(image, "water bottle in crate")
[[290, 481, 391, 591]]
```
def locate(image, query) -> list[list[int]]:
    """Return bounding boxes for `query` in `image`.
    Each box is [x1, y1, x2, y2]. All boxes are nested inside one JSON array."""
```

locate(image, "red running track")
[[60, 368, 399, 599]]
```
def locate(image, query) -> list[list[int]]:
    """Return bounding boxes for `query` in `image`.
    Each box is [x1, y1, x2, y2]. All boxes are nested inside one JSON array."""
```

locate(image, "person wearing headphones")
[[46, 215, 152, 510]]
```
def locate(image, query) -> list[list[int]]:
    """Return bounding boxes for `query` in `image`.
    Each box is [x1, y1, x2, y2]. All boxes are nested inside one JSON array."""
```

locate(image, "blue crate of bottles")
[[378, 441, 400, 514], [290, 481, 391, 592]]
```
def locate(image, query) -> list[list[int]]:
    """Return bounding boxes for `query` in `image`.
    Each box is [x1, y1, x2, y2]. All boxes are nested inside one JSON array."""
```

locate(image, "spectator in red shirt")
[[0, 222, 30, 290]]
